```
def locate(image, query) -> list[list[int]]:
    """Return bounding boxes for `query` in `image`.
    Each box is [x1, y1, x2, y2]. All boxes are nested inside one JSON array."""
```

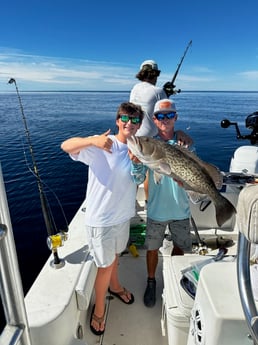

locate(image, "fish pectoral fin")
[[153, 172, 163, 184], [159, 162, 172, 175]]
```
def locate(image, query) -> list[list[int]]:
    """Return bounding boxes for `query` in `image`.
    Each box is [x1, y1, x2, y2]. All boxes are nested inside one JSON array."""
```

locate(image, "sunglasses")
[[118, 114, 141, 124], [154, 112, 176, 121]]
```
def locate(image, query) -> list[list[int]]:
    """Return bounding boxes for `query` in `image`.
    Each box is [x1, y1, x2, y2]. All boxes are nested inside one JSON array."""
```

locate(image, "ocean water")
[[0, 90, 257, 325]]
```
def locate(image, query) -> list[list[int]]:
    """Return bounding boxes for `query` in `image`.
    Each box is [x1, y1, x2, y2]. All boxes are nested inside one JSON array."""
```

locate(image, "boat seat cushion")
[[235, 184, 258, 243]]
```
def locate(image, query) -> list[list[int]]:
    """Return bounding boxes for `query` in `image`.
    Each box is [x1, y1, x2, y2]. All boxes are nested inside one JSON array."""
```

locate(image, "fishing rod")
[[8, 78, 67, 268], [163, 39, 192, 96]]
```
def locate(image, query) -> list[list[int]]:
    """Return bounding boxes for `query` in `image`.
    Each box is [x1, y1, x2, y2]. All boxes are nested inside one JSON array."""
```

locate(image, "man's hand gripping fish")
[[127, 136, 236, 227]]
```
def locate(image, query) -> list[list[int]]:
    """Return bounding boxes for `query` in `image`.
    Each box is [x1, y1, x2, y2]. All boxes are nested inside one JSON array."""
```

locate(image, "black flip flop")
[[108, 287, 135, 304], [90, 304, 105, 336]]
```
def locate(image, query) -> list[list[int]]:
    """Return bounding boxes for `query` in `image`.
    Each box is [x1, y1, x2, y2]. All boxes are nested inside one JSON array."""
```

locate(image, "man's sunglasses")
[[118, 114, 141, 124], [154, 112, 176, 121]]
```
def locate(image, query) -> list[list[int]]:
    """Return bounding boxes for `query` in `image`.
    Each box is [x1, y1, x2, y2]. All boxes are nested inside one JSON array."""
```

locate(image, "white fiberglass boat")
[[1, 112, 258, 345]]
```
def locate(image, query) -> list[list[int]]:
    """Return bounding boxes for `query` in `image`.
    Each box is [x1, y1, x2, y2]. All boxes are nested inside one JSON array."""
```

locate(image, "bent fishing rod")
[[8, 78, 67, 267], [163, 39, 192, 96]]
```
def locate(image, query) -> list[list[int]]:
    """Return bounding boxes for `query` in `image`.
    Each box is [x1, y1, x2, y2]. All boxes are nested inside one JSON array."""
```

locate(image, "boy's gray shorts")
[[145, 218, 192, 252]]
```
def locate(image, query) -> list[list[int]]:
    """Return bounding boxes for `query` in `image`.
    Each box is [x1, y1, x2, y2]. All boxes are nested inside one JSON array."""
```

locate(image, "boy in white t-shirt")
[[61, 102, 144, 335]]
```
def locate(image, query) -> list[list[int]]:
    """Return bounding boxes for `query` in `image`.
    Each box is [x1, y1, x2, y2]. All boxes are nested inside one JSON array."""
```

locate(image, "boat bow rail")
[[236, 184, 258, 344], [0, 163, 32, 345]]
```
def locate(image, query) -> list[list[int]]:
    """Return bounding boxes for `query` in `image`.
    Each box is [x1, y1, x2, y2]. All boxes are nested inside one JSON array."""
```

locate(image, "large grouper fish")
[[127, 136, 236, 227]]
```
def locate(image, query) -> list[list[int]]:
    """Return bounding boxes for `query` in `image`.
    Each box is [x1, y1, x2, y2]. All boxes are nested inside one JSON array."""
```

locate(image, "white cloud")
[[1, 48, 258, 91], [0, 49, 134, 90], [238, 70, 258, 80], [191, 66, 214, 73]]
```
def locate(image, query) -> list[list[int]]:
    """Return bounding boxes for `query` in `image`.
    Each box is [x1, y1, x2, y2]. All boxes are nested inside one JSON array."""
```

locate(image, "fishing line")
[[8, 78, 68, 266], [19, 132, 68, 230]]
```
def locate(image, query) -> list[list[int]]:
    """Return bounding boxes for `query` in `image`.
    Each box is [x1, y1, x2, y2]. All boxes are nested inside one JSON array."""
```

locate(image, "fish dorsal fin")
[[202, 162, 223, 189], [175, 145, 223, 189]]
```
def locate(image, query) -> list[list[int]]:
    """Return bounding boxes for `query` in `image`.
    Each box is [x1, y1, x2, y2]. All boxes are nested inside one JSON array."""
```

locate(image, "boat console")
[[162, 111, 258, 345]]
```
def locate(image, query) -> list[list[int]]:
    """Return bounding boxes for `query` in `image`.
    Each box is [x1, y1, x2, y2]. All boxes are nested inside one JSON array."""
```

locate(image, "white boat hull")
[[24, 202, 97, 345], [1, 141, 258, 345]]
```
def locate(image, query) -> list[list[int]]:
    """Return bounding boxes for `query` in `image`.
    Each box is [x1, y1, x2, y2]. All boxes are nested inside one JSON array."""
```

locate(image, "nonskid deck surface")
[[83, 231, 238, 344], [85, 249, 168, 345]]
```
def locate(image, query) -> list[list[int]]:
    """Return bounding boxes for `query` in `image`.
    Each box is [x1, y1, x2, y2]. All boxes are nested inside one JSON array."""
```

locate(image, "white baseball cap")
[[154, 99, 177, 114], [140, 60, 159, 71]]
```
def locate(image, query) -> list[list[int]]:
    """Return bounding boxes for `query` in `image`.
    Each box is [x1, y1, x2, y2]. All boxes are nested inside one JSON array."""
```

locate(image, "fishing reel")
[[221, 111, 258, 145], [163, 81, 181, 96], [47, 231, 68, 269], [47, 231, 68, 251]]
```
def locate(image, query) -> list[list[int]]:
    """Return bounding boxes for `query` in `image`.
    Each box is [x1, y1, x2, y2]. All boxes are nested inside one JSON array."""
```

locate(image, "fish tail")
[[214, 195, 236, 227]]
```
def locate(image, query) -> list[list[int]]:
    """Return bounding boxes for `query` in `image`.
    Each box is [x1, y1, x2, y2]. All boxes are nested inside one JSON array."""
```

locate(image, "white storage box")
[[187, 262, 253, 345], [230, 145, 258, 174], [162, 255, 212, 345]]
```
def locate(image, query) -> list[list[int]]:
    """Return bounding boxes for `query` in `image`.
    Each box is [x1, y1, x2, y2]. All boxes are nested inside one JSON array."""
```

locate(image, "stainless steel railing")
[[0, 163, 32, 345]]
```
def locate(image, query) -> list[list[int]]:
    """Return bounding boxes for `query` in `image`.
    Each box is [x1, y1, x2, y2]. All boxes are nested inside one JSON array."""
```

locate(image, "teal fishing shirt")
[[131, 136, 192, 222]]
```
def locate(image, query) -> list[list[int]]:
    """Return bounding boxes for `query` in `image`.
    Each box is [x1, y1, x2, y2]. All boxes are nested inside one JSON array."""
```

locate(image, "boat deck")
[[83, 186, 239, 345], [85, 248, 168, 345], [0, 182, 240, 345]]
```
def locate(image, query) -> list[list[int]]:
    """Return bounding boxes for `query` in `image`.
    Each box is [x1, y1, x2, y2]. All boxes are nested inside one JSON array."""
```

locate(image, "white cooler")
[[162, 255, 212, 345], [187, 262, 253, 345]]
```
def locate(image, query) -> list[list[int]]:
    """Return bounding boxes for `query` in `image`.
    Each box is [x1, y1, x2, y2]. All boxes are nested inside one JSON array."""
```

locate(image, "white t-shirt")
[[70, 135, 137, 227], [130, 81, 167, 137]]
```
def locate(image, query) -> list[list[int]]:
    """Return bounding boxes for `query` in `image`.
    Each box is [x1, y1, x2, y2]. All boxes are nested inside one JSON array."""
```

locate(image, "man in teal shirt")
[[131, 99, 193, 307]]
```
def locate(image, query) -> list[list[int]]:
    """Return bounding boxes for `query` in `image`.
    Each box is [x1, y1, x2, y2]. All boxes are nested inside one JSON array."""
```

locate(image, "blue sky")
[[1, 0, 258, 92]]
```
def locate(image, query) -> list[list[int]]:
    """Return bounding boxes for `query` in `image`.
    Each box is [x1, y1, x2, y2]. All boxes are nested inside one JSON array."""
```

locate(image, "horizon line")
[[1, 90, 258, 93]]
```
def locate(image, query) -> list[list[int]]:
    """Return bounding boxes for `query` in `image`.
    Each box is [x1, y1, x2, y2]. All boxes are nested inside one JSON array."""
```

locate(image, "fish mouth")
[[128, 135, 137, 148], [127, 136, 142, 155]]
